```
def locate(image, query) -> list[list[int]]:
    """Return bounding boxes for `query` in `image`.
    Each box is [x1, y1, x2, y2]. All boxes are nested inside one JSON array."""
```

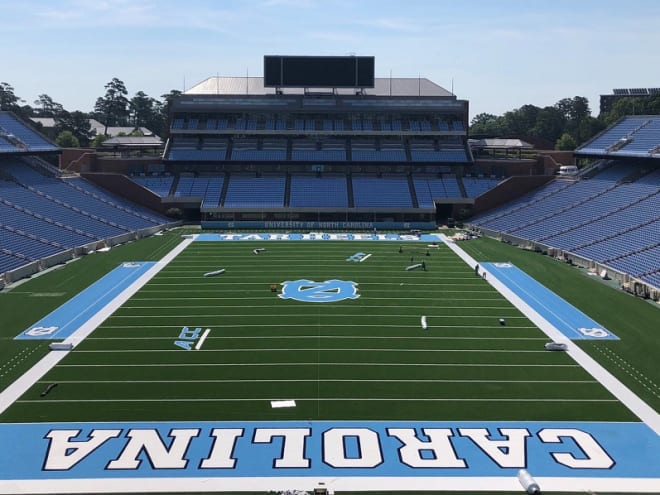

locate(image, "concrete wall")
[[59, 148, 97, 172], [470, 175, 554, 216], [81, 172, 167, 214]]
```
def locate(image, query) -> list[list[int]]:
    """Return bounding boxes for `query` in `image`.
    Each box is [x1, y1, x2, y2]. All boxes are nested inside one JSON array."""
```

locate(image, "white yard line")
[[194, 329, 211, 350], [3, 475, 658, 495], [18, 397, 617, 404], [441, 234, 660, 435], [56, 362, 580, 368], [73, 348, 550, 353], [40, 379, 598, 384], [0, 236, 195, 416]]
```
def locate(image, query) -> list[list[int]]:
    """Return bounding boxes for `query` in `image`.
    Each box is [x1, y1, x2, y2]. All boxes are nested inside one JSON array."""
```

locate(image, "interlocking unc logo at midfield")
[[279, 279, 360, 303]]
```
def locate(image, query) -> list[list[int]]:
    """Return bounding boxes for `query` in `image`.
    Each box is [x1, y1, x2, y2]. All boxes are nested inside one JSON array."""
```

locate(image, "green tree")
[[34, 94, 64, 117], [55, 111, 94, 147], [90, 133, 109, 148], [502, 104, 540, 136], [469, 113, 505, 136], [56, 130, 80, 148], [555, 96, 590, 123], [575, 116, 606, 146], [531, 106, 566, 143], [158, 89, 182, 138], [0, 82, 23, 112], [555, 132, 577, 151], [599, 95, 660, 127], [554, 96, 591, 141], [647, 95, 660, 114], [130, 91, 158, 127], [94, 78, 130, 135]]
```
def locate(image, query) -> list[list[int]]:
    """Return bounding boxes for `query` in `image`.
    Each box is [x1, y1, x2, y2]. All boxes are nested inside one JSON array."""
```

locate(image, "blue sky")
[[2, 0, 659, 119]]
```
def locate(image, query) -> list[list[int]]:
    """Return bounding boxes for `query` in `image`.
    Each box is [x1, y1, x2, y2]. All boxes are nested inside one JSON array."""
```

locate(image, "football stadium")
[[0, 56, 659, 495]]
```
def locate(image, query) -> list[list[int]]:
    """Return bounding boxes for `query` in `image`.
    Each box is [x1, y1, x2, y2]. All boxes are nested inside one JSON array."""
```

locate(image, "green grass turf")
[[0, 234, 182, 392], [459, 236, 660, 411], [0, 237, 642, 424]]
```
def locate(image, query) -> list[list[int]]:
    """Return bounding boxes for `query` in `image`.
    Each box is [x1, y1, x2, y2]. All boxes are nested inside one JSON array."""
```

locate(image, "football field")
[[0, 232, 658, 494]]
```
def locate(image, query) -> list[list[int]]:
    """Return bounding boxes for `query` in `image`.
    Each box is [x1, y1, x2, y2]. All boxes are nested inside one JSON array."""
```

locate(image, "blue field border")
[[15, 262, 156, 341], [0, 421, 657, 480], [481, 262, 618, 340]]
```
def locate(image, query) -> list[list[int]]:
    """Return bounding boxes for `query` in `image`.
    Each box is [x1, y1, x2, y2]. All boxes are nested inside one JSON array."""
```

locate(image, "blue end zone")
[[15, 262, 156, 340], [0, 421, 657, 480], [481, 262, 619, 340]]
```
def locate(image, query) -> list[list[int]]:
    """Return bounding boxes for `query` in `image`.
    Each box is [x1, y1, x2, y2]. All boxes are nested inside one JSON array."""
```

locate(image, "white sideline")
[[2, 475, 660, 494], [0, 236, 195, 415], [440, 234, 660, 435]]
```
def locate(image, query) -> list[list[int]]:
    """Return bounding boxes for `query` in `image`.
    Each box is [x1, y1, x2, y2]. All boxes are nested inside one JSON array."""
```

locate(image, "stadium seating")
[[174, 176, 224, 208], [0, 158, 170, 277], [352, 175, 413, 208], [132, 176, 175, 197], [0, 112, 58, 153], [576, 116, 660, 156], [410, 149, 469, 163], [223, 174, 286, 207], [413, 175, 462, 207], [469, 163, 660, 287], [289, 175, 349, 208], [352, 149, 406, 161], [462, 177, 501, 197]]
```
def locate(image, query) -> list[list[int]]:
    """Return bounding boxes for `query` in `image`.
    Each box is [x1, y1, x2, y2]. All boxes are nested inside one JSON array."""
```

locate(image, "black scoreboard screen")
[[264, 55, 375, 88]]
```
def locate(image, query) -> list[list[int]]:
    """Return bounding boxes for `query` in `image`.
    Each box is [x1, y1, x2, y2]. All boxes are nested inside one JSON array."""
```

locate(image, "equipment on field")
[[517, 469, 541, 494], [40, 383, 58, 397], [545, 342, 568, 351], [49, 342, 73, 351], [253, 248, 266, 254], [405, 263, 423, 271], [203, 269, 225, 277]]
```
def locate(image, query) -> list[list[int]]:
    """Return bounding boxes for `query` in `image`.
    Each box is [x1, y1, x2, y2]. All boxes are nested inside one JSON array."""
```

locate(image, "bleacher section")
[[352, 175, 413, 208], [291, 140, 346, 161], [127, 170, 506, 211], [576, 116, 660, 157], [289, 175, 348, 208], [174, 176, 224, 208], [0, 158, 171, 277], [413, 175, 462, 207], [469, 164, 660, 288], [132, 176, 175, 197], [462, 176, 501, 197], [159, 75, 470, 231], [165, 84, 470, 166], [0, 112, 59, 153], [223, 175, 286, 207]]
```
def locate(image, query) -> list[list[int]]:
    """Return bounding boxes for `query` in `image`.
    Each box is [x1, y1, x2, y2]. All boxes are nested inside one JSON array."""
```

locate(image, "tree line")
[[469, 95, 660, 150], [0, 79, 180, 148]]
